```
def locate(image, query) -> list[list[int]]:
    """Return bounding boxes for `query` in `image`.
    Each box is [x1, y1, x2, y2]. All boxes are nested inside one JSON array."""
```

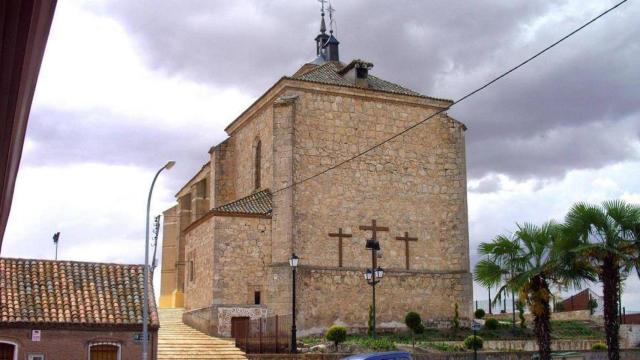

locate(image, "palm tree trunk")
[[531, 276, 552, 360], [601, 257, 620, 360]]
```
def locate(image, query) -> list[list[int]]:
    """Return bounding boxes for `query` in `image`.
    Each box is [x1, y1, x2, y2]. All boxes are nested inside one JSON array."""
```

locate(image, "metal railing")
[[233, 314, 291, 354]]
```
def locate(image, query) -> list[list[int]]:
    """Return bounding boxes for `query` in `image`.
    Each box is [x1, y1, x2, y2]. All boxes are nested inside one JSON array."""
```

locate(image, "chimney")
[[339, 60, 374, 88]]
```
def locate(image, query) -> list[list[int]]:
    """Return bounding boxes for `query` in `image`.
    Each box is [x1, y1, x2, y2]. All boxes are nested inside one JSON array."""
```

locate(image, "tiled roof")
[[0, 257, 159, 329], [290, 61, 451, 101], [214, 189, 272, 216]]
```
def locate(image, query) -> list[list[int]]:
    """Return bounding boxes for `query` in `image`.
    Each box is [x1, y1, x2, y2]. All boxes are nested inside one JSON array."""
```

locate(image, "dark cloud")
[[96, 0, 640, 180], [25, 107, 221, 189]]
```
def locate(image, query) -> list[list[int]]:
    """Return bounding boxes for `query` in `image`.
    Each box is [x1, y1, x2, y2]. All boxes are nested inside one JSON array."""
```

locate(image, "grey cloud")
[[25, 107, 221, 189], [96, 0, 640, 181], [469, 116, 640, 178], [469, 174, 502, 194]]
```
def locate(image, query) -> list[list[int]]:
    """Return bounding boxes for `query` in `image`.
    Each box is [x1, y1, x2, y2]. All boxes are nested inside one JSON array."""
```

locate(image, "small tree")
[[325, 325, 347, 350], [367, 304, 374, 336], [464, 335, 483, 350], [452, 303, 460, 333], [474, 309, 486, 319], [588, 298, 598, 315], [405, 311, 422, 350], [517, 300, 526, 328]]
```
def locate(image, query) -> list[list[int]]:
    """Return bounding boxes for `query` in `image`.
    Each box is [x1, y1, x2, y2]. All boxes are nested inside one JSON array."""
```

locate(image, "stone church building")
[[159, 12, 472, 337]]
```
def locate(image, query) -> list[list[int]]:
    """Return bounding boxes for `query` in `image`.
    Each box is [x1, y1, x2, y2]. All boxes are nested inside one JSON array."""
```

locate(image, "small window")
[[254, 140, 262, 190], [189, 260, 195, 282], [254, 291, 261, 305], [28, 355, 45, 360]]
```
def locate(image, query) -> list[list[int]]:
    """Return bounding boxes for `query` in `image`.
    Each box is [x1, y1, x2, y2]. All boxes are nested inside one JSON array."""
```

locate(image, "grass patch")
[[422, 342, 465, 352], [299, 321, 604, 352], [550, 320, 604, 339], [300, 336, 324, 347], [344, 335, 396, 351]]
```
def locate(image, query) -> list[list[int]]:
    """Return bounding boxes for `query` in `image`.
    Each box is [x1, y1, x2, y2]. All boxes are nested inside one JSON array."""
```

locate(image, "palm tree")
[[563, 200, 640, 360], [475, 222, 589, 360]]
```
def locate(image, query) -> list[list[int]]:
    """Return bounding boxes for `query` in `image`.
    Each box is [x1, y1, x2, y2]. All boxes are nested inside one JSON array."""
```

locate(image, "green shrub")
[[453, 303, 460, 332], [474, 309, 486, 319], [405, 312, 422, 332], [405, 311, 423, 348], [555, 302, 565, 312], [464, 335, 483, 350], [588, 299, 598, 315], [591, 343, 607, 350], [484, 318, 499, 330], [325, 325, 347, 349]]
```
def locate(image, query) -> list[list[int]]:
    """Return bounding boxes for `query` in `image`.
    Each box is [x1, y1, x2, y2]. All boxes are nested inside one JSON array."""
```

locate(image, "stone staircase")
[[158, 308, 247, 360]]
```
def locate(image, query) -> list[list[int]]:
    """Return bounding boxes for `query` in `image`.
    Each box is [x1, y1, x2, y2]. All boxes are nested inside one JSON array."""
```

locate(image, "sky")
[[3, 0, 640, 310]]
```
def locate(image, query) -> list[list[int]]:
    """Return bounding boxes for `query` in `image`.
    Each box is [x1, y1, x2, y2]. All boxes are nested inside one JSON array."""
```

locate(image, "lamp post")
[[142, 161, 175, 360], [364, 238, 383, 338], [289, 253, 299, 353]]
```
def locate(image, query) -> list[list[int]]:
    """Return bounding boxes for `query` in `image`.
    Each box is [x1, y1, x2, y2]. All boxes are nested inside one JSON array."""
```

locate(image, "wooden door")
[[0, 343, 14, 360], [231, 316, 250, 339], [89, 344, 118, 360]]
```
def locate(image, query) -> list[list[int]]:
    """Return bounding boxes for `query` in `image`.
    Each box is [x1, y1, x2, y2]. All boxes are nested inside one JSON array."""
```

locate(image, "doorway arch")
[[0, 340, 18, 360]]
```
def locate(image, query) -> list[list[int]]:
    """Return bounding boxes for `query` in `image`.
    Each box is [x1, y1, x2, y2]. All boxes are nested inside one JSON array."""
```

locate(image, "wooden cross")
[[359, 219, 389, 242], [359, 219, 389, 269], [328, 228, 352, 267], [396, 232, 418, 270]]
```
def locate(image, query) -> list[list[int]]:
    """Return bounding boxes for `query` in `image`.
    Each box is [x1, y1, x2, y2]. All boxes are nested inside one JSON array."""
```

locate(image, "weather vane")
[[327, 1, 337, 35]]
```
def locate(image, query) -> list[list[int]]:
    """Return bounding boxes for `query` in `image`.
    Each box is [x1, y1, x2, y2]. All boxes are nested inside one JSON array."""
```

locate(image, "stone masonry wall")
[[211, 216, 272, 306], [235, 105, 274, 196], [184, 218, 215, 310], [288, 86, 472, 326], [296, 268, 472, 335]]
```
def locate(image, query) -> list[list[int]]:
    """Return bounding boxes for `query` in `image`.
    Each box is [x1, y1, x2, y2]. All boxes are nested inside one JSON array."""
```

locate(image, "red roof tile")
[[0, 257, 158, 329]]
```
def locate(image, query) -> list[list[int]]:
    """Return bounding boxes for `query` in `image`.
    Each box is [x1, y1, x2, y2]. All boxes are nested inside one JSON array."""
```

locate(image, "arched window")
[[254, 139, 262, 190]]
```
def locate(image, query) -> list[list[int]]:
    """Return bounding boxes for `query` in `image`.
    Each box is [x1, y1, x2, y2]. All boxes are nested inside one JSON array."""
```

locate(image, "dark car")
[[341, 351, 413, 360]]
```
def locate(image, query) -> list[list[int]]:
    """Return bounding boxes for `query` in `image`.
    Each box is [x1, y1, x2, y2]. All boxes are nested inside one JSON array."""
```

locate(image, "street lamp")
[[143, 161, 175, 360], [364, 239, 383, 338], [289, 253, 299, 353]]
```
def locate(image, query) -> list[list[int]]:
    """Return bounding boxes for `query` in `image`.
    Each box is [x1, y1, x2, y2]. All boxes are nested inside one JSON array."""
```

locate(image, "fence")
[[234, 314, 292, 354]]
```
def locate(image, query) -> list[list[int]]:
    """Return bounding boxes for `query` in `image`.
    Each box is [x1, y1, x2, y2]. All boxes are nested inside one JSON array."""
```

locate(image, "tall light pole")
[[289, 253, 299, 353], [143, 161, 175, 360], [364, 238, 383, 338]]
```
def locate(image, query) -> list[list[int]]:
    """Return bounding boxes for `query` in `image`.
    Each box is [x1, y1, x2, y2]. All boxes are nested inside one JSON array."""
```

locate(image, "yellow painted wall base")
[[171, 289, 184, 308], [159, 294, 173, 308]]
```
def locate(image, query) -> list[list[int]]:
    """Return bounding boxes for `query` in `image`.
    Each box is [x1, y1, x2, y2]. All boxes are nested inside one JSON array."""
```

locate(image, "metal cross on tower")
[[318, 0, 326, 12]]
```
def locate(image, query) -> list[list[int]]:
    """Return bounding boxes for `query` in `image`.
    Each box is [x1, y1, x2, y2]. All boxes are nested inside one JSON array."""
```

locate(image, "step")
[[157, 308, 247, 360]]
